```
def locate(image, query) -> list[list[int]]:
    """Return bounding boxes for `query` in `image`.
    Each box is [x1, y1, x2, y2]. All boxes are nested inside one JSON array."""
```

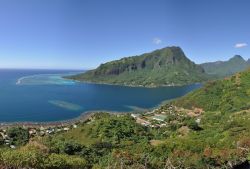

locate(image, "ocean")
[[0, 69, 201, 122]]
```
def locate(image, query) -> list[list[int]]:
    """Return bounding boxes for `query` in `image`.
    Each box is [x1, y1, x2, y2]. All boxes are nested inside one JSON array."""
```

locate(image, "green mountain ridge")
[[173, 68, 250, 113], [2, 48, 250, 168], [68, 47, 209, 87], [200, 55, 250, 77], [2, 69, 250, 168], [1, 68, 250, 169]]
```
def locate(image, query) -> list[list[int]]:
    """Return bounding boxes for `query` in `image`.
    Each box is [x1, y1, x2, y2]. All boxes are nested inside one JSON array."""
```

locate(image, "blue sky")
[[0, 0, 249, 69]]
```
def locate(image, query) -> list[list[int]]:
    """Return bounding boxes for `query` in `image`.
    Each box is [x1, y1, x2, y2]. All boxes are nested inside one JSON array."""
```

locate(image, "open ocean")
[[0, 69, 201, 122]]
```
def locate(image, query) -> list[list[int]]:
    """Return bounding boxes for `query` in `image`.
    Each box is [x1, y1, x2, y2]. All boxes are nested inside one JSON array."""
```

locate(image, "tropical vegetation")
[[200, 55, 250, 77], [67, 47, 210, 87], [1, 69, 250, 168]]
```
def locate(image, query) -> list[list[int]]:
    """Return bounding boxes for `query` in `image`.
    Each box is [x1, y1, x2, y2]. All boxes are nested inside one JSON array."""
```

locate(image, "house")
[[56, 128, 62, 132], [195, 118, 201, 124], [10, 145, 16, 149], [141, 122, 150, 126], [5, 139, 10, 145], [131, 114, 141, 118], [136, 118, 151, 126], [152, 115, 167, 122], [29, 128, 37, 135], [160, 123, 167, 127], [45, 128, 55, 134]]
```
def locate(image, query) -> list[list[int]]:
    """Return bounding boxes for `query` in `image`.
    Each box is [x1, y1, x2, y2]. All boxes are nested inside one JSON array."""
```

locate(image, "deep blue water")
[[0, 69, 201, 122]]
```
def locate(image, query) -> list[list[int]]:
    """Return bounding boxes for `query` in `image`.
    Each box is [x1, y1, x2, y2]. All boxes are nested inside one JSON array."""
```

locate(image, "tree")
[[186, 119, 201, 130], [7, 127, 29, 146]]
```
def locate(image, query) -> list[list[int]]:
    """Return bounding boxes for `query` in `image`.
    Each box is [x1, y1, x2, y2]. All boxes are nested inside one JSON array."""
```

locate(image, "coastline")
[[0, 73, 202, 128], [0, 110, 136, 129], [0, 84, 201, 128], [64, 77, 203, 88], [0, 111, 95, 129]]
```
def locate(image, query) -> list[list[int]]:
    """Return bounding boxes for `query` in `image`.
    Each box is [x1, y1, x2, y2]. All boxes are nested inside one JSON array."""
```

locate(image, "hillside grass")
[[1, 69, 250, 168], [174, 69, 250, 113]]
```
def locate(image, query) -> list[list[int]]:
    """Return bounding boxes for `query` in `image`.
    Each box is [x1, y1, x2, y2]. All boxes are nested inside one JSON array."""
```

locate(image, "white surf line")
[[16, 74, 48, 85], [15, 72, 81, 85], [16, 76, 30, 85]]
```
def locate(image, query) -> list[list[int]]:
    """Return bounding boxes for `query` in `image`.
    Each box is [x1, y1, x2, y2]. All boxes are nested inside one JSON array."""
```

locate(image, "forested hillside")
[[68, 47, 209, 87], [1, 69, 250, 168], [200, 55, 250, 77], [174, 68, 250, 113]]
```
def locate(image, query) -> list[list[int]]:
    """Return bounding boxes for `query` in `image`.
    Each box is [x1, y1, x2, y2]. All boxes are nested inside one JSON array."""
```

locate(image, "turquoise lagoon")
[[0, 69, 201, 122]]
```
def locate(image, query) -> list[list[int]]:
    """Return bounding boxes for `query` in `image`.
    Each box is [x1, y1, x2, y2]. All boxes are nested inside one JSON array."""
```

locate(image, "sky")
[[0, 0, 249, 69]]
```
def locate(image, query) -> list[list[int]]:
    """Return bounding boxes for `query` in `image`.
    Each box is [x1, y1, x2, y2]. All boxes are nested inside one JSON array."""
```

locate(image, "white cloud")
[[234, 43, 248, 48], [153, 38, 162, 45]]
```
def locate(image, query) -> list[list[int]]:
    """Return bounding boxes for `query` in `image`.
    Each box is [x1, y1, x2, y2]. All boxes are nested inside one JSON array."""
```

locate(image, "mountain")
[[68, 47, 209, 87], [247, 59, 250, 64], [3, 69, 250, 169], [173, 68, 250, 113], [200, 55, 250, 77]]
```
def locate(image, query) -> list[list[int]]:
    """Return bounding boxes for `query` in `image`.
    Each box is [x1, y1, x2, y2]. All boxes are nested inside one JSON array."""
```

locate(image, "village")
[[0, 123, 79, 149], [0, 105, 204, 149], [131, 105, 203, 130]]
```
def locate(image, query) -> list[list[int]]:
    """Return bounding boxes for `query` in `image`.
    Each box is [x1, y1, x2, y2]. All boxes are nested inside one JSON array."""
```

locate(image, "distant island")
[[67, 47, 210, 87]]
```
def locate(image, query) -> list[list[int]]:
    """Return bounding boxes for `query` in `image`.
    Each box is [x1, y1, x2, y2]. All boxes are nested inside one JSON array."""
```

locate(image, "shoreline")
[[0, 90, 196, 129], [65, 77, 203, 88], [0, 111, 95, 128], [0, 73, 201, 128], [0, 110, 136, 129]]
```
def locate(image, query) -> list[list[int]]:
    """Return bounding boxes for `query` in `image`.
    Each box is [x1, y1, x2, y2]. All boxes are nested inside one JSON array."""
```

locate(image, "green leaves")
[[6, 127, 29, 146], [0, 148, 86, 169]]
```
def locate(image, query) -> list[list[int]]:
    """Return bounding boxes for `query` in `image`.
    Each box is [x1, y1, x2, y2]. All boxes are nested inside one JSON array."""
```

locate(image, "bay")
[[0, 69, 201, 122]]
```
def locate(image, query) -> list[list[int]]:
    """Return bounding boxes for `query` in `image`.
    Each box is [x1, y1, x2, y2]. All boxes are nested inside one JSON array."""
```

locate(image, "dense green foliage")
[[68, 47, 209, 87], [7, 127, 29, 146], [200, 55, 250, 77], [174, 69, 250, 113], [1, 109, 250, 168], [2, 69, 250, 168], [0, 144, 87, 169]]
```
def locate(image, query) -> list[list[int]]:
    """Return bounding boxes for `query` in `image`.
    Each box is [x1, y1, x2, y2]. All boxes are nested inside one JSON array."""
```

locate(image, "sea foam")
[[16, 73, 76, 85]]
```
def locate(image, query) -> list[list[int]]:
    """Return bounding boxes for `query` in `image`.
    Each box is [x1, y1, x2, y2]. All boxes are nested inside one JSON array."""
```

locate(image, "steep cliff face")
[[68, 47, 208, 87]]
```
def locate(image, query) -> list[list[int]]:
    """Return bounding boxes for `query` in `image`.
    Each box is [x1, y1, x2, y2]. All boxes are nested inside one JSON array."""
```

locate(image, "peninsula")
[[68, 47, 210, 87]]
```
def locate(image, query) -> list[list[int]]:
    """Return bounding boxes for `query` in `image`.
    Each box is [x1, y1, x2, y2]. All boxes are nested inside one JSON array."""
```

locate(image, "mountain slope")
[[2, 69, 250, 169], [68, 47, 209, 87], [174, 68, 250, 113], [200, 55, 250, 77]]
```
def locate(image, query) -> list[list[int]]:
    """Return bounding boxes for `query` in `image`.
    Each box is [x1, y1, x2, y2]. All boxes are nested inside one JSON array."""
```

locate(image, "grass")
[[52, 123, 100, 146]]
